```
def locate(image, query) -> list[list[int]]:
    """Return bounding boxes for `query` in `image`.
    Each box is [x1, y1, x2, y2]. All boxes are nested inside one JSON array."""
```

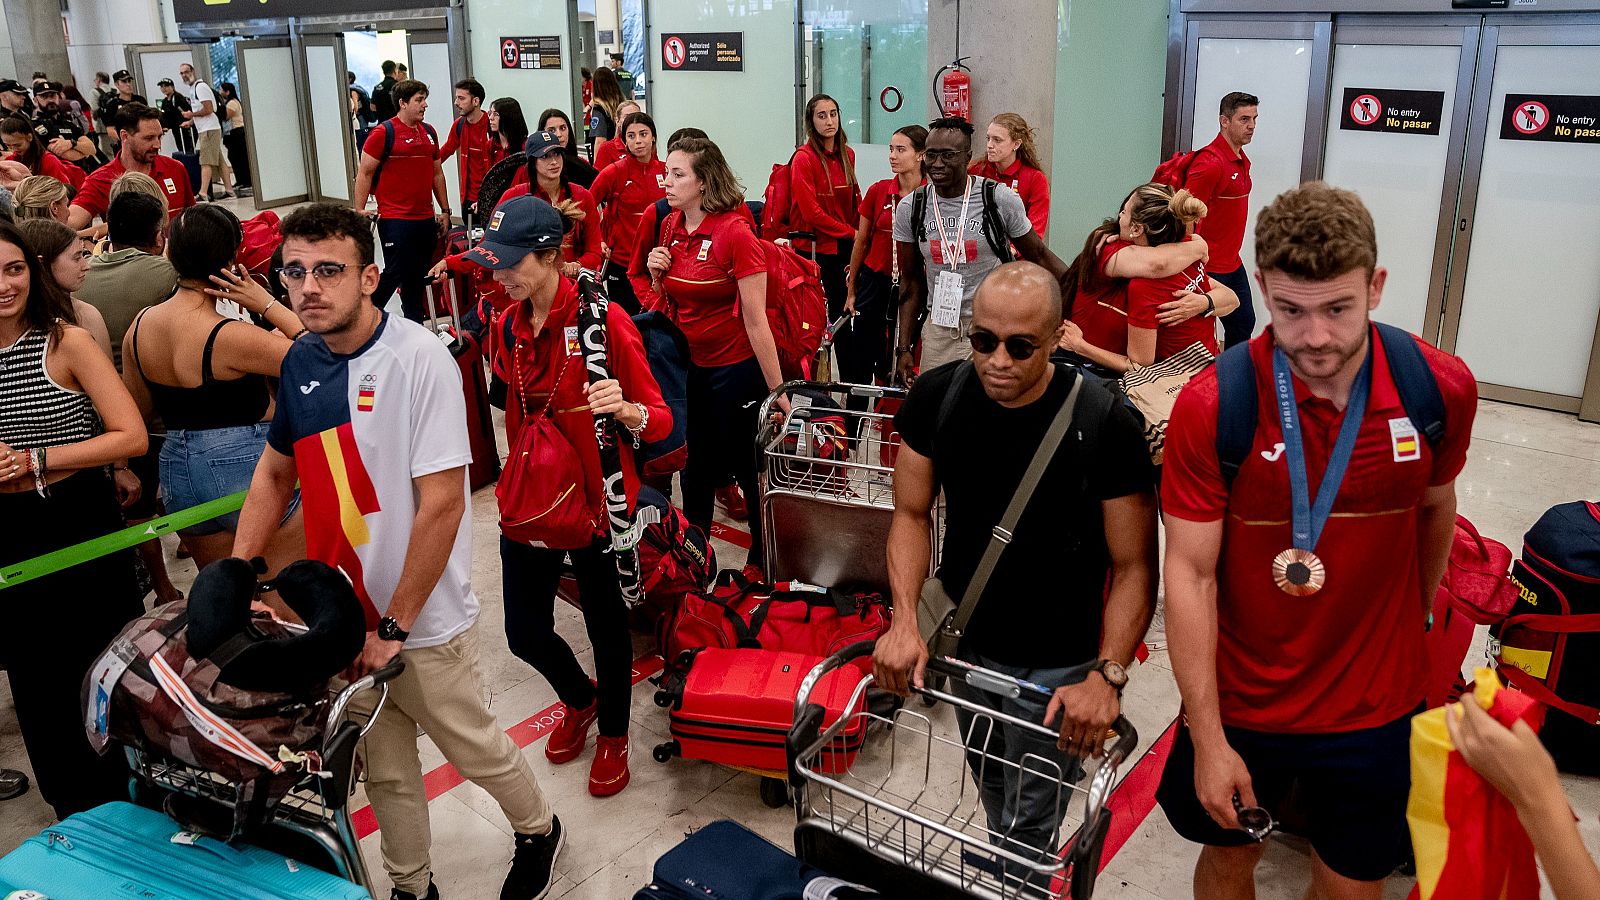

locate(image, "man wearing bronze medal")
[[1156, 183, 1477, 899]]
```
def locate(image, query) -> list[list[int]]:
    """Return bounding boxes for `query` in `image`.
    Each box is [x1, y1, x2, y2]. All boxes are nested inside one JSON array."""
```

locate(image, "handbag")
[[495, 339, 597, 549], [916, 364, 1085, 661], [1118, 340, 1215, 465]]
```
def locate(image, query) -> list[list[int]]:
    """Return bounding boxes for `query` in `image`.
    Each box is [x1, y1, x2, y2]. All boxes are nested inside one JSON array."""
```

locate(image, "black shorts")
[[1155, 706, 1420, 882], [123, 437, 163, 521]]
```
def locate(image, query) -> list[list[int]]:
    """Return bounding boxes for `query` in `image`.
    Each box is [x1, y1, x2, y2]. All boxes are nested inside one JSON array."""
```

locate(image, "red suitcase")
[[653, 647, 867, 775], [428, 281, 501, 491]]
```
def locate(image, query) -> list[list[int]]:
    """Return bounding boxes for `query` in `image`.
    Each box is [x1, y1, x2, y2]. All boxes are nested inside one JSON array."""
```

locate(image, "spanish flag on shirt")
[[1407, 669, 1545, 900], [293, 422, 383, 629]]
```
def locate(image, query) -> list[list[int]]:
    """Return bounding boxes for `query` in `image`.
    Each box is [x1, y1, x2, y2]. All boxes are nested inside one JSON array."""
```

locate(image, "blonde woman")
[[970, 112, 1051, 238], [13, 175, 70, 223]]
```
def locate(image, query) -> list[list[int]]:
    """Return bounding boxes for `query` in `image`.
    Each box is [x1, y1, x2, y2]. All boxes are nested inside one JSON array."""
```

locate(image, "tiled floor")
[[3, 276, 1598, 898]]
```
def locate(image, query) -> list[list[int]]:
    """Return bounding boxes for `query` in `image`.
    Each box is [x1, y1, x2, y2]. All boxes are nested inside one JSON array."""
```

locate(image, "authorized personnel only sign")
[[1338, 87, 1445, 135], [1500, 93, 1600, 144], [660, 32, 744, 72]]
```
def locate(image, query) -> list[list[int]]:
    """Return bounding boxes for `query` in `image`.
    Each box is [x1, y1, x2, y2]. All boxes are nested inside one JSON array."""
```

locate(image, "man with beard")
[[874, 261, 1157, 885], [1157, 181, 1476, 899], [69, 103, 195, 229], [31, 80, 102, 173]]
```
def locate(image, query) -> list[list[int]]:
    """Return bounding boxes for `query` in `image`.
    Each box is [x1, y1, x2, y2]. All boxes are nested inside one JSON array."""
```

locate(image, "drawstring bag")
[[496, 340, 597, 549]]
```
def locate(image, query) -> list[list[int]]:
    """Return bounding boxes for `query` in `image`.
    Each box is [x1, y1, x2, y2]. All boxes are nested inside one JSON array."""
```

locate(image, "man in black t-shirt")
[[99, 71, 146, 153], [874, 261, 1158, 880], [372, 60, 398, 123]]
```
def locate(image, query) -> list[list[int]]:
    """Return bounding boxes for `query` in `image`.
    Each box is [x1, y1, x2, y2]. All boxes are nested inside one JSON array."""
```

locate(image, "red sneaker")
[[588, 735, 631, 797], [545, 691, 598, 765], [714, 483, 749, 521]]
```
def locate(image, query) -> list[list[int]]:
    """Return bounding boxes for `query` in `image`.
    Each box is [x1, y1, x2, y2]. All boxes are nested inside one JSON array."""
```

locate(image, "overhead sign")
[[173, 0, 434, 23], [500, 36, 562, 70], [1338, 87, 1444, 135], [659, 32, 744, 72], [1500, 93, 1600, 144]]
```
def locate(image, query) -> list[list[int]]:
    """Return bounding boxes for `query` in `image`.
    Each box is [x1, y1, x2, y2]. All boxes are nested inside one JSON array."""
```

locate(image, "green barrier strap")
[[0, 490, 249, 591]]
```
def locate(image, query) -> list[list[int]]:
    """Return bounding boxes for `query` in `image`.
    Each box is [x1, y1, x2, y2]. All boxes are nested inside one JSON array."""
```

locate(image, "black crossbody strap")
[[947, 373, 1084, 640]]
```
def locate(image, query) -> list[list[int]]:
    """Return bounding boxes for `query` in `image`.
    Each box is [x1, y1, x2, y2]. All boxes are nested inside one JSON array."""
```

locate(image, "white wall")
[[467, 0, 575, 120], [0, 11, 14, 81], [64, 0, 167, 90]]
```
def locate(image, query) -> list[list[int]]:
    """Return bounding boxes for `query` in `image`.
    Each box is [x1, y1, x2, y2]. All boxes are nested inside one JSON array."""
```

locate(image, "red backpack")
[[495, 345, 596, 550], [630, 486, 716, 628], [235, 210, 282, 280], [1151, 144, 1222, 189], [759, 149, 801, 241]]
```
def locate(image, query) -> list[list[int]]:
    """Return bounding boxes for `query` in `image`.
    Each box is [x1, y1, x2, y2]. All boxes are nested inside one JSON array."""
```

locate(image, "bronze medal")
[[1272, 548, 1325, 597]]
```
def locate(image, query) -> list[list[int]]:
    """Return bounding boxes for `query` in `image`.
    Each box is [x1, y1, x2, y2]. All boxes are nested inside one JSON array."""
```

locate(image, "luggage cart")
[[755, 380, 940, 596], [787, 645, 1137, 899], [126, 660, 405, 893]]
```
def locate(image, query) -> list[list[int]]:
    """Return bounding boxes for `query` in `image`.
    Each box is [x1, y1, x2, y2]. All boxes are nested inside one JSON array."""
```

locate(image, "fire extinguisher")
[[934, 56, 972, 121]]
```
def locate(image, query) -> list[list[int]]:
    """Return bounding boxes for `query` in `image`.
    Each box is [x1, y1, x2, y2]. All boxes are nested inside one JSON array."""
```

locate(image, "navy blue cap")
[[524, 129, 562, 159], [465, 195, 563, 270]]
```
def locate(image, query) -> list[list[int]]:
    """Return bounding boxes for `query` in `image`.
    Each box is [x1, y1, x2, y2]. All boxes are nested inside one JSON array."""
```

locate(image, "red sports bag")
[[495, 348, 595, 549], [1424, 515, 1519, 708], [658, 572, 888, 674]]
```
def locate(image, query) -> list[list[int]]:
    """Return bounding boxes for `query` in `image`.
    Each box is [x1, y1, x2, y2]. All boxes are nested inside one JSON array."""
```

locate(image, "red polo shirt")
[[858, 177, 918, 275], [970, 157, 1050, 238], [589, 153, 666, 269], [362, 117, 439, 221], [658, 209, 766, 367], [1162, 326, 1477, 733], [788, 144, 859, 256], [1182, 134, 1251, 273], [438, 113, 492, 205], [593, 136, 625, 171], [72, 153, 195, 222], [499, 180, 604, 271], [1126, 240, 1218, 361], [1070, 239, 1133, 356]]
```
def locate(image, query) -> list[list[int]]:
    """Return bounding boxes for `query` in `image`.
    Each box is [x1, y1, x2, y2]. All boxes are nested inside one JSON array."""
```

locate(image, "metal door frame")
[[1171, 15, 1333, 182], [1440, 17, 1600, 417], [235, 38, 310, 208], [298, 32, 356, 203], [1316, 16, 1482, 347], [125, 43, 212, 95]]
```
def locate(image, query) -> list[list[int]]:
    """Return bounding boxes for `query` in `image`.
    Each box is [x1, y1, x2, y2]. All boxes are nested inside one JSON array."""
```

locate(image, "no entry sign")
[[1338, 87, 1444, 136], [1500, 94, 1600, 144]]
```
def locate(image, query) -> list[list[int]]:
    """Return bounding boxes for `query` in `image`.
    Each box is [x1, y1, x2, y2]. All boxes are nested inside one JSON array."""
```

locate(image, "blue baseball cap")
[[465, 195, 563, 270], [524, 129, 563, 159]]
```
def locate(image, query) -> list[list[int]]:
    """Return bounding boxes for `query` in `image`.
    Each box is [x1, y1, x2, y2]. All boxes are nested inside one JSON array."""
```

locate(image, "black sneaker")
[[501, 815, 564, 900], [390, 881, 439, 900]]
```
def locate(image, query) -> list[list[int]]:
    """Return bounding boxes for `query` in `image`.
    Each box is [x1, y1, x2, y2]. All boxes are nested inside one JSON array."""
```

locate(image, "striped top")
[[0, 328, 95, 449]]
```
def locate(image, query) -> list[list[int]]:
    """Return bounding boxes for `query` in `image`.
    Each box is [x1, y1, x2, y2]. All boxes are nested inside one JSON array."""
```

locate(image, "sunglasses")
[[968, 329, 1046, 360]]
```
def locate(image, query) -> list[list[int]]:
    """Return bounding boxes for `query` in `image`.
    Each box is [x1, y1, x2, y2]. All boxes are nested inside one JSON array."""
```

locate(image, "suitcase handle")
[[166, 829, 252, 866]]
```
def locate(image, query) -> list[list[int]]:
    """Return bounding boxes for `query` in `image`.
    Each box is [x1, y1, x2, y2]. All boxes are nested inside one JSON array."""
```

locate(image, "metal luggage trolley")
[[755, 380, 939, 594], [787, 645, 1137, 900], [126, 660, 405, 893]]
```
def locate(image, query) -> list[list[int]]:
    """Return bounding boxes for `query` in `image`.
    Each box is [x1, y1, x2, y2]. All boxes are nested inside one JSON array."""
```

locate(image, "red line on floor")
[[710, 522, 752, 549], [351, 654, 666, 839], [1098, 718, 1179, 870]]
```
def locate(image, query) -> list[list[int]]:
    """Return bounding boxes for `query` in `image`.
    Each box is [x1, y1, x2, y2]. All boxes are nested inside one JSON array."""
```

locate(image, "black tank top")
[[133, 316, 271, 430]]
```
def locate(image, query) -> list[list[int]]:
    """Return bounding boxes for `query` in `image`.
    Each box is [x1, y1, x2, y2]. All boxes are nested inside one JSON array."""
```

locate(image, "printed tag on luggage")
[[931, 270, 963, 328], [84, 634, 139, 750], [1390, 417, 1421, 462]]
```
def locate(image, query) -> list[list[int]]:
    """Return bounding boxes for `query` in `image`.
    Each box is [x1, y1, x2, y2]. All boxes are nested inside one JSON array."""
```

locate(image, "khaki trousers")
[[920, 318, 973, 372], [348, 624, 553, 894]]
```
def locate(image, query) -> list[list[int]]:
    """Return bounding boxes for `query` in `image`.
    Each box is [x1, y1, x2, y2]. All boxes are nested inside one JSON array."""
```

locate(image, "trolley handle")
[[328, 660, 406, 735], [756, 380, 908, 445]]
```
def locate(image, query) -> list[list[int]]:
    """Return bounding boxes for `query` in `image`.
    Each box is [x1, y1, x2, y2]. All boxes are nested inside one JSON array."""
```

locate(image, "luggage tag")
[[84, 634, 139, 751], [931, 270, 963, 329]]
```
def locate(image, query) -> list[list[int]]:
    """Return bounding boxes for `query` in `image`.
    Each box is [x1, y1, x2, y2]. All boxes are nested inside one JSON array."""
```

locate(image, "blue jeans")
[[1209, 265, 1256, 350], [951, 650, 1091, 886], [160, 422, 299, 536]]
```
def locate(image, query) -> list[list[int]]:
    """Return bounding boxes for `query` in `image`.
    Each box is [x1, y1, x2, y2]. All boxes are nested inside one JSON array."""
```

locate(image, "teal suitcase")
[[0, 801, 369, 899]]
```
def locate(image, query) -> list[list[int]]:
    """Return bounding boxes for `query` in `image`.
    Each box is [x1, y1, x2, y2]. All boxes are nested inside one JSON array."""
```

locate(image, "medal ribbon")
[[1272, 336, 1374, 553]]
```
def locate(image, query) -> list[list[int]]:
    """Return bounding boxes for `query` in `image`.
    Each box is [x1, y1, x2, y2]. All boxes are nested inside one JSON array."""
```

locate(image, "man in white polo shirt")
[[178, 62, 233, 201]]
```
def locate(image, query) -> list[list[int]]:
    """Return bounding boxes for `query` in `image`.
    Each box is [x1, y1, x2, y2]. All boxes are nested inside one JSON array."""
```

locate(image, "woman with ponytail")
[[788, 93, 861, 320], [1119, 184, 1235, 365], [970, 112, 1050, 238]]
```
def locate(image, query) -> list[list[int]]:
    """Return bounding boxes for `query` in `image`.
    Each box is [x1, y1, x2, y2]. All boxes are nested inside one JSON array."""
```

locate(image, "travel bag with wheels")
[[633, 818, 880, 900], [652, 646, 868, 776], [427, 279, 501, 491], [0, 801, 369, 899], [1494, 500, 1600, 773]]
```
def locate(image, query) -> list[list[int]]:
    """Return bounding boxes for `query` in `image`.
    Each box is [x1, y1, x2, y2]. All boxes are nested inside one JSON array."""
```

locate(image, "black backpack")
[[1496, 501, 1600, 773], [908, 178, 1014, 266], [1213, 321, 1447, 486]]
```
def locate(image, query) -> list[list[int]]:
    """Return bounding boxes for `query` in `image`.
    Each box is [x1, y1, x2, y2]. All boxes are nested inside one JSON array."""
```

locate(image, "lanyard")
[[928, 177, 972, 272], [1272, 339, 1373, 552]]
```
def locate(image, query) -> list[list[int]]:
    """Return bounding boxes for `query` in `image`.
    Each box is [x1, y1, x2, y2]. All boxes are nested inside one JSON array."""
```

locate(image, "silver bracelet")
[[262, 298, 279, 316], [626, 402, 649, 447]]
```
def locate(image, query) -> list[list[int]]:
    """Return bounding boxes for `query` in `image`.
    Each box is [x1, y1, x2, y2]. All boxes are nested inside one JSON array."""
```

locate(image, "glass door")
[[300, 34, 355, 203], [1442, 21, 1600, 415], [406, 30, 458, 217], [1318, 18, 1479, 342], [236, 39, 309, 207]]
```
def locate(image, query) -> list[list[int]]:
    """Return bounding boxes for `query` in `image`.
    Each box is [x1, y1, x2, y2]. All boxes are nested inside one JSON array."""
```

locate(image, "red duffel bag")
[[1425, 515, 1519, 708], [658, 571, 889, 674]]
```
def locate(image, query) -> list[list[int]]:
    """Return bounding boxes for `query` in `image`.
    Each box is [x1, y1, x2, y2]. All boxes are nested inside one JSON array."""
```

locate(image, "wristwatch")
[[1091, 659, 1129, 692], [378, 616, 409, 643], [1202, 292, 1216, 317]]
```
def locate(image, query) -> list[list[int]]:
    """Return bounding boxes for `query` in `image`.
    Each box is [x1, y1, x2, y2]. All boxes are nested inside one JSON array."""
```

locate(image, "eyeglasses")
[[921, 148, 968, 163], [968, 329, 1045, 361], [276, 262, 350, 288]]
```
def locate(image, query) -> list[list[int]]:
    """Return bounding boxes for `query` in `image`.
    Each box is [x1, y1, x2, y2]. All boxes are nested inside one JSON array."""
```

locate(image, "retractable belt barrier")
[[0, 490, 248, 591]]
